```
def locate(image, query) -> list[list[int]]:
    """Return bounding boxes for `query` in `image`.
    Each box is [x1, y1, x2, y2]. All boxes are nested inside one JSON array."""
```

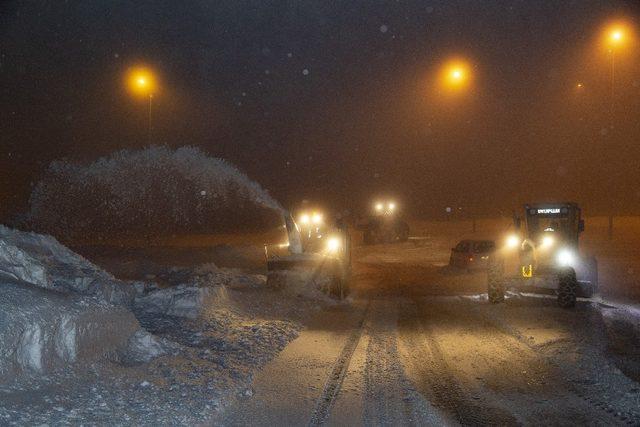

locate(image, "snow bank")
[[599, 304, 640, 356], [0, 281, 139, 380], [0, 225, 135, 305], [134, 264, 265, 320], [28, 146, 283, 237]]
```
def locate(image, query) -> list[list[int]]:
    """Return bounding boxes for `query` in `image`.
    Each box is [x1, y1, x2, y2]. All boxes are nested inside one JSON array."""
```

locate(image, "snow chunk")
[[134, 285, 211, 319], [121, 330, 180, 365]]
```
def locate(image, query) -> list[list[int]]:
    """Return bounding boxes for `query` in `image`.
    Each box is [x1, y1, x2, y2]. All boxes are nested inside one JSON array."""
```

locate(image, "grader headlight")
[[311, 212, 323, 225], [506, 234, 520, 249], [541, 235, 555, 249], [556, 248, 576, 267]]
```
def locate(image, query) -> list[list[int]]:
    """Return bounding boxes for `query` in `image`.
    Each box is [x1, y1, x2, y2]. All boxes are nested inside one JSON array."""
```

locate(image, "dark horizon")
[[2, 0, 640, 223]]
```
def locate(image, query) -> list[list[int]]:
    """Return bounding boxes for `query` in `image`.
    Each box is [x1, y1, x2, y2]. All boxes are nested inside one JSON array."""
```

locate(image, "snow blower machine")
[[487, 202, 598, 308], [359, 200, 410, 245], [264, 210, 351, 299]]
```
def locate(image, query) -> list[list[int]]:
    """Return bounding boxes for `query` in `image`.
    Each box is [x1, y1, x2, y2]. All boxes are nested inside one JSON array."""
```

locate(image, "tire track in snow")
[[308, 301, 370, 426], [459, 298, 633, 425], [362, 299, 441, 426], [399, 299, 519, 426]]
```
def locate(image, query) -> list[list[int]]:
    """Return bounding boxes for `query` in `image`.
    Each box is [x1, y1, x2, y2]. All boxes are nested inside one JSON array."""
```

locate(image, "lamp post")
[[127, 67, 157, 143], [604, 26, 627, 127]]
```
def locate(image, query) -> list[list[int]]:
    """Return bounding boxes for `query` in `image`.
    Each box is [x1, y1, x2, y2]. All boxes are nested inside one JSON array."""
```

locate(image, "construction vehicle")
[[487, 202, 598, 308], [265, 211, 351, 299], [359, 200, 410, 245]]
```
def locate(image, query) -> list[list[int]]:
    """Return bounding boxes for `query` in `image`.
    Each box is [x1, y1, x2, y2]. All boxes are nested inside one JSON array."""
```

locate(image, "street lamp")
[[438, 58, 472, 93], [126, 67, 157, 142], [602, 23, 632, 125]]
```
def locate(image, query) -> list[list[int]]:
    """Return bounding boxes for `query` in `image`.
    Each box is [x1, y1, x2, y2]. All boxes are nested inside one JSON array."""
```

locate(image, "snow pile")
[[0, 226, 309, 424], [135, 285, 212, 319], [134, 264, 266, 319], [0, 225, 135, 305], [28, 146, 283, 238], [0, 281, 139, 380]]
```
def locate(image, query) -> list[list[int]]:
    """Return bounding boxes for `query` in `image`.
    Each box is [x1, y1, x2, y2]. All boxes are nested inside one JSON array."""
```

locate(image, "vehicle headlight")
[[299, 213, 310, 225], [375, 202, 384, 212], [326, 236, 341, 253], [506, 235, 520, 249], [312, 212, 323, 225], [556, 248, 575, 267], [541, 235, 554, 249]]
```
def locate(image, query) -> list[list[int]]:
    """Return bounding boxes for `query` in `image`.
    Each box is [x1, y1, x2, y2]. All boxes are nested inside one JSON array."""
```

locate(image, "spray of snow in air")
[[28, 146, 283, 237]]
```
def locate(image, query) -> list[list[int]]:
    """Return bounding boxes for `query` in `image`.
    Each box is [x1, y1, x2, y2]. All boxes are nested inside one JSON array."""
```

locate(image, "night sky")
[[2, 0, 640, 221]]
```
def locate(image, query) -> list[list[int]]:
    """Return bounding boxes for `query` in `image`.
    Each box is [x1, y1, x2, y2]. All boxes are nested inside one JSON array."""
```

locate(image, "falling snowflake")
[[200, 190, 207, 196], [380, 24, 388, 33], [287, 52, 293, 58], [302, 68, 309, 76]]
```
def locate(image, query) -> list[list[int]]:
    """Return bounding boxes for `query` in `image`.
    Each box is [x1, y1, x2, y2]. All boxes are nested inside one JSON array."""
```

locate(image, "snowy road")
[[219, 243, 640, 426]]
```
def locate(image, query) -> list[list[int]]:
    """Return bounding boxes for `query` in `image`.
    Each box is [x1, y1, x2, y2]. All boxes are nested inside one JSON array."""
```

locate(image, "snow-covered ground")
[[3, 217, 640, 425], [0, 226, 333, 425]]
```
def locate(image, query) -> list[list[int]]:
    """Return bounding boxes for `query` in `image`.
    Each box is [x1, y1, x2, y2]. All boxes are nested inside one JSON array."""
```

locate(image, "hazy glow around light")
[[506, 235, 519, 249], [126, 66, 157, 97], [601, 21, 634, 51], [557, 248, 575, 267], [438, 58, 473, 92], [326, 236, 341, 253], [541, 235, 555, 248]]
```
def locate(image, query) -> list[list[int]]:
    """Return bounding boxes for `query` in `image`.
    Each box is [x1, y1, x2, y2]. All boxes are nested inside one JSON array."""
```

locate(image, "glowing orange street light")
[[600, 22, 634, 126], [607, 27, 625, 47], [438, 59, 472, 93], [127, 67, 157, 97], [125, 67, 158, 142]]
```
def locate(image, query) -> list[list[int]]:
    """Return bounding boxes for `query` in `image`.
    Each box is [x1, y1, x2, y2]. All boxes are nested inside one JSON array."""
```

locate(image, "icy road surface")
[[220, 241, 640, 426]]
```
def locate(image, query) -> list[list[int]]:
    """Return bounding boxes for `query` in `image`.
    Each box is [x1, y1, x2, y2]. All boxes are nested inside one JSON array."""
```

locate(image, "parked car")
[[449, 239, 496, 271]]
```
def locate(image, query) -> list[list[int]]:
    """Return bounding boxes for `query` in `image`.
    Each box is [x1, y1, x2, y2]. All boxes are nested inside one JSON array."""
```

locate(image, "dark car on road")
[[449, 240, 496, 271]]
